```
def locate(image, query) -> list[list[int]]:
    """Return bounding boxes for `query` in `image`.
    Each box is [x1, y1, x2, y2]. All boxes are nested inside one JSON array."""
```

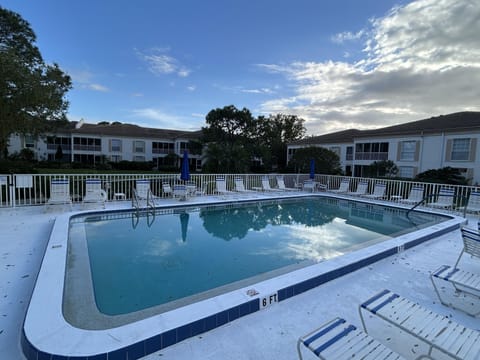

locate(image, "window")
[[451, 138, 470, 161], [346, 146, 353, 160], [110, 139, 122, 152], [399, 166, 415, 178], [24, 135, 35, 148], [400, 141, 416, 161], [133, 140, 145, 153]]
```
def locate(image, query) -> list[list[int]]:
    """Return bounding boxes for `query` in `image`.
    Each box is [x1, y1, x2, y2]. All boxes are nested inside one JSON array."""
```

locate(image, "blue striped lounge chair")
[[329, 178, 350, 194], [428, 187, 455, 209], [430, 226, 480, 316], [347, 180, 368, 196], [47, 179, 72, 207], [83, 178, 107, 207], [297, 317, 405, 359], [135, 179, 160, 201], [360, 289, 480, 359], [459, 191, 480, 214]]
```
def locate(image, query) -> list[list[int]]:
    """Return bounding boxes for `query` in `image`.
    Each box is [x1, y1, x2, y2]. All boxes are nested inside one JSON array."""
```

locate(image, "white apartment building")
[[8, 120, 203, 171], [287, 112, 480, 184]]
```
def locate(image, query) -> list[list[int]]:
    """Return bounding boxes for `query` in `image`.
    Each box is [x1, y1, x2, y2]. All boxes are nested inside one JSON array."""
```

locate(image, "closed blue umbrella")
[[180, 212, 189, 242], [180, 150, 190, 181], [309, 158, 315, 180]]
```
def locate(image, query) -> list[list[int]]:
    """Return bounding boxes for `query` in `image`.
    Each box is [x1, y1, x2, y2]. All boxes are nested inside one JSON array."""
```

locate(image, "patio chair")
[[215, 177, 235, 196], [173, 184, 188, 200], [234, 177, 255, 194], [398, 185, 424, 205], [162, 182, 173, 197], [458, 191, 480, 214], [430, 226, 480, 316], [82, 178, 107, 207], [253, 176, 277, 192], [347, 180, 368, 196], [135, 179, 160, 201], [359, 289, 480, 359], [297, 317, 405, 360], [276, 176, 300, 191], [328, 178, 350, 194], [47, 179, 72, 206], [428, 187, 455, 209], [364, 183, 387, 200], [302, 179, 316, 192]]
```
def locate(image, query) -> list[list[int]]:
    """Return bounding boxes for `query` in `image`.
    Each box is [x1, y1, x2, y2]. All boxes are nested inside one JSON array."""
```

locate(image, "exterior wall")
[[287, 130, 480, 184]]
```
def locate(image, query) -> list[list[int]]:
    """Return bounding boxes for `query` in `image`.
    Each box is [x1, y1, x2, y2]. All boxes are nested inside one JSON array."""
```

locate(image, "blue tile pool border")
[[21, 196, 463, 360]]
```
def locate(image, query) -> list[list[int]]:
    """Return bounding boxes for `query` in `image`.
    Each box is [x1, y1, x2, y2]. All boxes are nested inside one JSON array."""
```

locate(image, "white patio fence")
[[0, 173, 477, 216]]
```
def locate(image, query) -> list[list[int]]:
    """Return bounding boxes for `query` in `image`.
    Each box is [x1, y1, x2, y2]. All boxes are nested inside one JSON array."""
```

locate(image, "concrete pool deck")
[[1, 193, 479, 359]]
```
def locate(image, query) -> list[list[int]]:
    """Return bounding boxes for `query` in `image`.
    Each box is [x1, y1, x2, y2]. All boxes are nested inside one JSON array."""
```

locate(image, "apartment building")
[[287, 112, 480, 184], [8, 120, 203, 171]]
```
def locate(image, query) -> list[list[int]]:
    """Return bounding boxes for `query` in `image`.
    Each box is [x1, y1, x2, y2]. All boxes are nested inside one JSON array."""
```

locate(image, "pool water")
[[68, 197, 445, 317]]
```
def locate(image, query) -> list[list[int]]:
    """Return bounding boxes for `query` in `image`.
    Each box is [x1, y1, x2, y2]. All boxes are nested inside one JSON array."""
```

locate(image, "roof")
[[65, 122, 202, 141], [290, 112, 480, 146]]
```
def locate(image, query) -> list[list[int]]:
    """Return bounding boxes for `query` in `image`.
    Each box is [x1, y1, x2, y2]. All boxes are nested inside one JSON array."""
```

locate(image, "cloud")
[[69, 69, 109, 92], [258, 0, 480, 135], [130, 108, 199, 130], [241, 88, 274, 94], [331, 30, 365, 44], [136, 48, 191, 77]]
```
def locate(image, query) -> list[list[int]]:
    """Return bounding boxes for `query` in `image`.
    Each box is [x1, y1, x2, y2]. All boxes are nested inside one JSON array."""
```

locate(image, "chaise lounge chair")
[[215, 176, 235, 197], [135, 179, 160, 203], [398, 185, 424, 205], [458, 191, 480, 214], [428, 187, 455, 210], [329, 178, 350, 194], [297, 317, 405, 360], [347, 180, 368, 196], [364, 182, 387, 200], [359, 289, 480, 359], [253, 176, 278, 192], [276, 176, 300, 191], [82, 178, 107, 208], [431, 226, 480, 316], [47, 179, 72, 207]]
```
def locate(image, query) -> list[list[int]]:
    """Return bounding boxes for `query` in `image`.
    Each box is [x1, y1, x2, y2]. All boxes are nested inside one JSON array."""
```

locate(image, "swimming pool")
[[23, 194, 463, 359]]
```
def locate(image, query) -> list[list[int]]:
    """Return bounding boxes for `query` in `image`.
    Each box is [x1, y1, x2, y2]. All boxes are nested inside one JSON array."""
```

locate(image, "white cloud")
[[259, 0, 480, 135], [187, 85, 196, 92], [130, 108, 199, 130], [136, 48, 191, 78], [331, 30, 365, 44], [69, 69, 109, 92]]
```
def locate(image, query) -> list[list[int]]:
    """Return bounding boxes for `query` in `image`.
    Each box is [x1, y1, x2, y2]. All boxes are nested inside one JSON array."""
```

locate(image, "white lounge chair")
[[459, 191, 480, 214], [329, 178, 350, 194], [364, 183, 387, 199], [398, 185, 424, 205], [82, 178, 107, 207], [360, 289, 480, 359], [276, 176, 300, 191], [234, 177, 255, 194], [347, 180, 368, 196], [135, 179, 160, 202], [47, 179, 72, 206], [215, 177, 235, 196], [431, 226, 480, 316], [428, 187, 455, 209], [297, 317, 405, 360], [162, 182, 173, 197], [253, 176, 277, 192]]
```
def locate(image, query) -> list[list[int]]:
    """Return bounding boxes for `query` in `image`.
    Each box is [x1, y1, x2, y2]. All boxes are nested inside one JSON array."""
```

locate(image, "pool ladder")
[[131, 188, 156, 227]]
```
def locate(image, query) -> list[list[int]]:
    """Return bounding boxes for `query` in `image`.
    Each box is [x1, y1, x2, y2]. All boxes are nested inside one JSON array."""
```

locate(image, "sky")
[[2, 0, 480, 135]]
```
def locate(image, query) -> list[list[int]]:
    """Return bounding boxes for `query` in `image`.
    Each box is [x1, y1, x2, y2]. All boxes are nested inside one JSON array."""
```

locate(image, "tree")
[[0, 7, 72, 158], [255, 114, 305, 171], [367, 160, 398, 178], [289, 146, 342, 175], [415, 167, 468, 185], [201, 105, 255, 172]]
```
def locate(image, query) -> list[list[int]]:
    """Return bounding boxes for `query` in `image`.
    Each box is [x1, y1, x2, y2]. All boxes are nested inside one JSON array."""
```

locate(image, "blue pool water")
[[68, 197, 446, 317]]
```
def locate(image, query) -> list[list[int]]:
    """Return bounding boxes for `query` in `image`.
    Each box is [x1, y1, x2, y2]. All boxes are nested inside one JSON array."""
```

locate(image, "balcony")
[[355, 152, 388, 161]]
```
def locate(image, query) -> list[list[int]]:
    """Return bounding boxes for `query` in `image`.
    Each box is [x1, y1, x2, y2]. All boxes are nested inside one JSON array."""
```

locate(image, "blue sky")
[[3, 0, 480, 135]]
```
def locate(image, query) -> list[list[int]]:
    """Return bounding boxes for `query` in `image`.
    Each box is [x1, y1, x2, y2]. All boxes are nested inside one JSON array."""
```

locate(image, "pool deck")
[[1, 193, 479, 359]]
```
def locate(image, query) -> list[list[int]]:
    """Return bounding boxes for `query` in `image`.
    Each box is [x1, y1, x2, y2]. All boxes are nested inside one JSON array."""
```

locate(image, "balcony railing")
[[73, 145, 102, 152]]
